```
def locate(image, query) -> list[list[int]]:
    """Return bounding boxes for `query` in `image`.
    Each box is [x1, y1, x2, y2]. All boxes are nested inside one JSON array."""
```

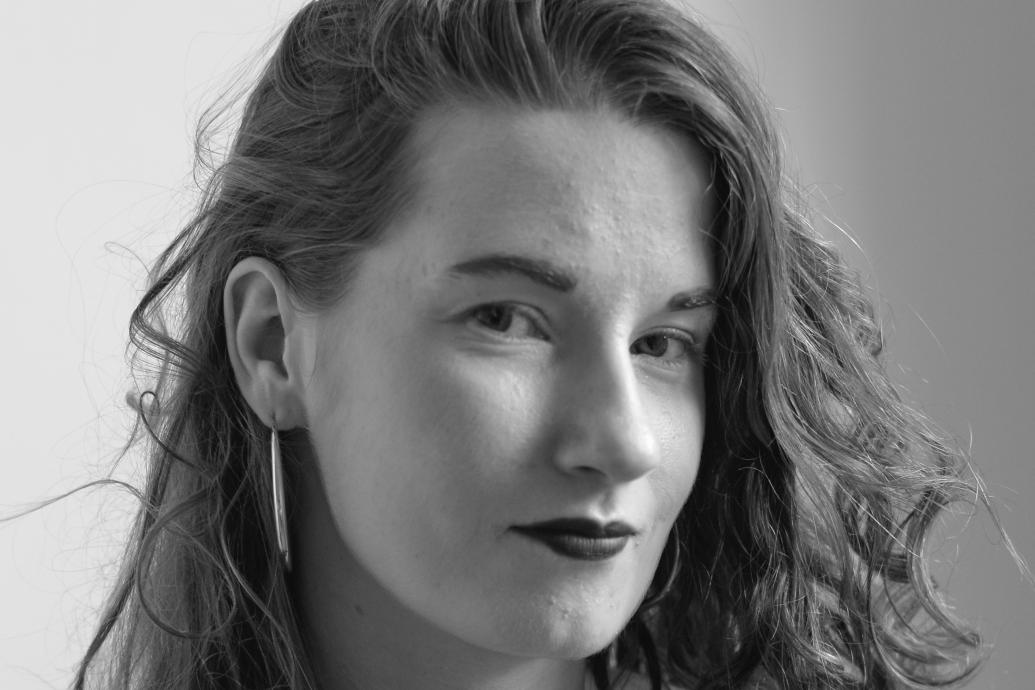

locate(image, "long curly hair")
[[76, 0, 985, 687]]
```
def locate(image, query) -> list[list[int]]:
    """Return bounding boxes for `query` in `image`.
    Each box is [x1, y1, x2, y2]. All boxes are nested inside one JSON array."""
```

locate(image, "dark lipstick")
[[512, 518, 636, 561]]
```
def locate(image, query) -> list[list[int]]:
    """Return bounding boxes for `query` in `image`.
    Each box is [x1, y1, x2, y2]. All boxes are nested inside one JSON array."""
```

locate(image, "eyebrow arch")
[[448, 253, 577, 292], [667, 288, 718, 312], [448, 252, 717, 311]]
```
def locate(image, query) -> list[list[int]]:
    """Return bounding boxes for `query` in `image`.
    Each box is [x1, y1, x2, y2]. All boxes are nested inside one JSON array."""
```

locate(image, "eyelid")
[[651, 326, 697, 343], [633, 327, 708, 368], [465, 302, 551, 341]]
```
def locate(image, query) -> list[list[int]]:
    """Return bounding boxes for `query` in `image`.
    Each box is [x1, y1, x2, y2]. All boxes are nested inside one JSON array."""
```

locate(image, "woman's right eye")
[[468, 304, 548, 341]]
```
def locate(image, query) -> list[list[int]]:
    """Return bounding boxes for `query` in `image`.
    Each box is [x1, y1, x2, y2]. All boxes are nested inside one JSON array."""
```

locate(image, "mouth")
[[511, 518, 637, 562]]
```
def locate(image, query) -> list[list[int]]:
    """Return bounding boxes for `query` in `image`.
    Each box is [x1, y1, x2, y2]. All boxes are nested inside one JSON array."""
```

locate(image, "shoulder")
[[609, 673, 689, 690], [601, 665, 775, 690], [609, 670, 770, 690]]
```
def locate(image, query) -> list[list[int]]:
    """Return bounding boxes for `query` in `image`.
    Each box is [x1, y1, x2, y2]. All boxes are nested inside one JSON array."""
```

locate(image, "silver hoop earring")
[[270, 425, 292, 571]]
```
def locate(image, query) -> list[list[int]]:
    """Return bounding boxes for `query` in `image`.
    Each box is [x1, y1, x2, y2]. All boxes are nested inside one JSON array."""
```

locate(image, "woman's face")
[[299, 104, 716, 660]]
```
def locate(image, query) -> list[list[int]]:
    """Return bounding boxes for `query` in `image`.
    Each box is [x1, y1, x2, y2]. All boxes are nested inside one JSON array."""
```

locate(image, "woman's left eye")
[[630, 331, 699, 366]]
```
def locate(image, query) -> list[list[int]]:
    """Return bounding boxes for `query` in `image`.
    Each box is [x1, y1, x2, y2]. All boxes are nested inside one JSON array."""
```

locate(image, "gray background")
[[689, 1, 1035, 686]]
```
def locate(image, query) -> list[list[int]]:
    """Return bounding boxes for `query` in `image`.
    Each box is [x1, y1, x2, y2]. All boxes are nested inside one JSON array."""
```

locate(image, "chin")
[[495, 627, 617, 661], [476, 595, 634, 660]]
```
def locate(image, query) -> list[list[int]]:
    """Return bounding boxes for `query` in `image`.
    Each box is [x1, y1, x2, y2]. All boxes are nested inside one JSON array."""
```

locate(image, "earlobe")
[[223, 257, 307, 429]]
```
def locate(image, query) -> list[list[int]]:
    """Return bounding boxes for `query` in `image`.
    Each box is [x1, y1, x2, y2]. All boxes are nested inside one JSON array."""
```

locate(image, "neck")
[[288, 463, 589, 690]]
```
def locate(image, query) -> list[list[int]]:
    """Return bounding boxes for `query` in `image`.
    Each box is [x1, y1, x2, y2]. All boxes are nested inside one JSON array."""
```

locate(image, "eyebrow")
[[667, 288, 718, 312], [448, 253, 577, 292], [447, 252, 717, 312]]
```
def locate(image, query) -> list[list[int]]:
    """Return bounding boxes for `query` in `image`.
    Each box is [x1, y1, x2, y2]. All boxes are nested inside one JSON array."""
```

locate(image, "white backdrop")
[[3, 2, 1032, 688], [0, 3, 309, 687]]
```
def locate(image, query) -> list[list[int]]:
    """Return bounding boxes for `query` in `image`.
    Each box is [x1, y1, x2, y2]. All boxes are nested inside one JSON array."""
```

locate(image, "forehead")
[[389, 104, 715, 289]]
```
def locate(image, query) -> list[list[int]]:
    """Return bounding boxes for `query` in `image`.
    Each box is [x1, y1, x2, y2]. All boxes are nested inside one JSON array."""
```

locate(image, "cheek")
[[309, 326, 547, 545], [649, 379, 706, 518], [402, 352, 547, 490]]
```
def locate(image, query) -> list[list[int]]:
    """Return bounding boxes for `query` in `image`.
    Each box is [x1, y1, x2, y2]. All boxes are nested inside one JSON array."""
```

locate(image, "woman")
[[76, 0, 984, 688]]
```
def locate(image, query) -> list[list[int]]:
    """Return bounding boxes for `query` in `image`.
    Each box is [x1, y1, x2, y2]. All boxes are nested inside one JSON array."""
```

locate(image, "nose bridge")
[[553, 342, 661, 482]]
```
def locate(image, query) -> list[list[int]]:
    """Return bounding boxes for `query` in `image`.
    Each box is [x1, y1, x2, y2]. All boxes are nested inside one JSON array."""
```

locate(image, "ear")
[[224, 257, 309, 429]]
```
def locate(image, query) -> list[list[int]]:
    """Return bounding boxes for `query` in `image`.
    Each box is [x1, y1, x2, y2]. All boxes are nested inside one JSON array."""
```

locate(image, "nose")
[[551, 346, 661, 484]]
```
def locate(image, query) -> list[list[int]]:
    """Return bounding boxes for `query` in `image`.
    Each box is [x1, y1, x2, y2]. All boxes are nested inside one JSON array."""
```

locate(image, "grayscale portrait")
[[3, 2, 1032, 688]]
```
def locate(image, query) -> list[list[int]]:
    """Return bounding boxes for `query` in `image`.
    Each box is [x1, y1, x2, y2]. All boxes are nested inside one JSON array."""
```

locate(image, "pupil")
[[481, 305, 512, 331], [638, 335, 667, 357]]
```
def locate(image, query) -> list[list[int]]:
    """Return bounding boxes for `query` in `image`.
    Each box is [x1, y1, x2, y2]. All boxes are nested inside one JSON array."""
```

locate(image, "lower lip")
[[513, 529, 630, 561]]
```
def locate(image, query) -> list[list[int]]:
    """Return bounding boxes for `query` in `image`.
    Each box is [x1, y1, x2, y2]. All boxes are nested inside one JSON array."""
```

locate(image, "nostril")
[[550, 352, 662, 482], [569, 463, 610, 478], [551, 415, 661, 483]]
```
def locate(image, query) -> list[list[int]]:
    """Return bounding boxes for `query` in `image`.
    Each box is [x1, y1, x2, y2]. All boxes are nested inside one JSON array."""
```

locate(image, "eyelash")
[[466, 303, 707, 366], [631, 328, 706, 369], [467, 303, 548, 341]]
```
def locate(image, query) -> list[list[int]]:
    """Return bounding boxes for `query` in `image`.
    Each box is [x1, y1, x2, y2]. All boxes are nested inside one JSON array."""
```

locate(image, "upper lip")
[[514, 517, 638, 538]]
